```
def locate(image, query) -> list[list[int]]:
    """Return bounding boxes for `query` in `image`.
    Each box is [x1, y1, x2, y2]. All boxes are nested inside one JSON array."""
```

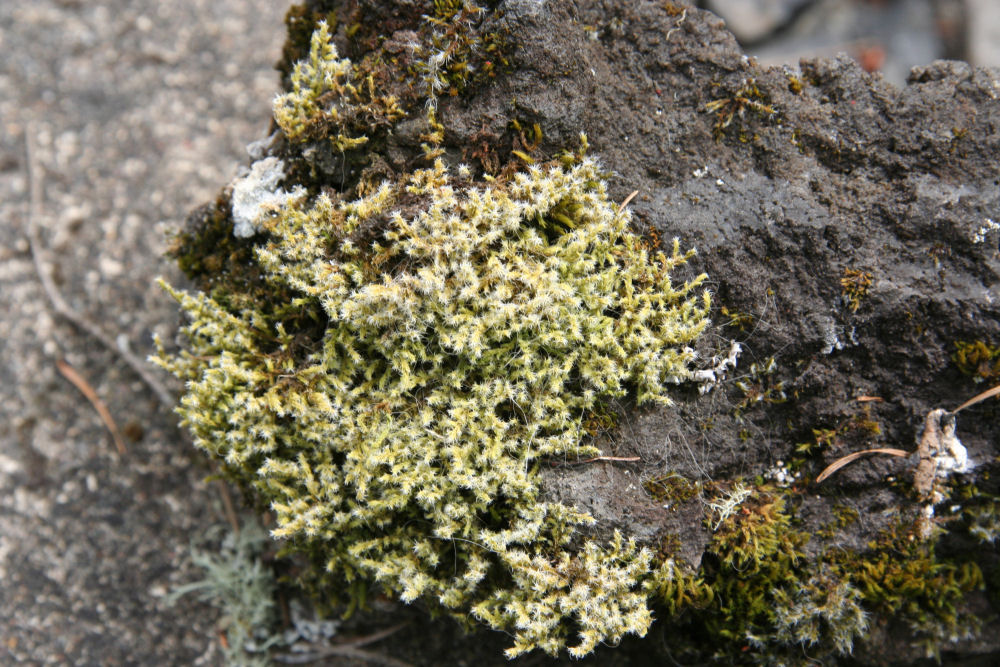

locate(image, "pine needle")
[[616, 189, 639, 217], [56, 358, 127, 455], [815, 448, 908, 483], [952, 383, 1000, 414]]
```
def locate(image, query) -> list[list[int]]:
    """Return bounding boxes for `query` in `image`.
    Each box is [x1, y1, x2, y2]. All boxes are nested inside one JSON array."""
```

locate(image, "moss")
[[163, 12, 996, 663], [719, 304, 754, 332], [273, 21, 403, 149], [646, 558, 713, 618], [816, 503, 859, 540], [953, 340, 1000, 382], [644, 472, 699, 506], [158, 22, 711, 654], [651, 484, 870, 663], [414, 1, 511, 102], [581, 402, 619, 437], [825, 520, 984, 659], [645, 481, 987, 663], [840, 267, 873, 312], [733, 356, 786, 416], [276, 3, 339, 87], [705, 78, 779, 142]]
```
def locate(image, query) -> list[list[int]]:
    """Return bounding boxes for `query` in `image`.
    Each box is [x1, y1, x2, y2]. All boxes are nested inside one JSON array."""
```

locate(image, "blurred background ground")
[[0, 0, 998, 664], [0, 1, 285, 663]]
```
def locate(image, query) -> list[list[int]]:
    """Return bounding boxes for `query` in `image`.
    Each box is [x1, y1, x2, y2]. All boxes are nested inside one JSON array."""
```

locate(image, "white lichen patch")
[[972, 217, 999, 244], [933, 417, 970, 476], [230, 157, 303, 238], [692, 339, 741, 393], [708, 482, 753, 531]]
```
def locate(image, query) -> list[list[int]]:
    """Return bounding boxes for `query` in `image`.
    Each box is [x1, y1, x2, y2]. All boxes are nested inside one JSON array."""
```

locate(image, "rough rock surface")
[[246, 0, 1000, 662]]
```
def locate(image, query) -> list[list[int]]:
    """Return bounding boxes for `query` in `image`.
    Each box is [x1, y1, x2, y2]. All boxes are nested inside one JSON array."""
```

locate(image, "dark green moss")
[[644, 473, 698, 506], [826, 519, 983, 658]]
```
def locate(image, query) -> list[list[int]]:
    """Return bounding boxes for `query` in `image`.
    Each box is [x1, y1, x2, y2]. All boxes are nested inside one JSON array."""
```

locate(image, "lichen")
[[231, 157, 305, 238]]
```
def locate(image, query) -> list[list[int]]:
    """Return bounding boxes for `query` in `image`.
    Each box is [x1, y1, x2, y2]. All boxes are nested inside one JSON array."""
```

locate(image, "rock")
[[172, 0, 1000, 662]]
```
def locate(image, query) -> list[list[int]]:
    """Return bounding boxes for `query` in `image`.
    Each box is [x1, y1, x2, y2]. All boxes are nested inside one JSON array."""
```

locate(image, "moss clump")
[[826, 521, 984, 659], [413, 1, 510, 103], [644, 472, 699, 506], [273, 22, 402, 148], [158, 24, 711, 652], [840, 267, 873, 312], [953, 340, 1000, 382], [705, 78, 778, 141], [649, 485, 872, 663]]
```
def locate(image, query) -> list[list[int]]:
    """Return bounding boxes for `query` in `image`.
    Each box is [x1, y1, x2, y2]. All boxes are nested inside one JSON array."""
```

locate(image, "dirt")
[[0, 1, 286, 664]]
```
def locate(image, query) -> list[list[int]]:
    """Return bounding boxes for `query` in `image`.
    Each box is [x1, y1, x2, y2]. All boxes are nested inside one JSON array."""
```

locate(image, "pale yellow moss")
[[158, 22, 710, 659]]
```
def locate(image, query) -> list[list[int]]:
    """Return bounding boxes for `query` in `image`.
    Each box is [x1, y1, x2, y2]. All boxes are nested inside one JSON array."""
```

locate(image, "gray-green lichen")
[[156, 22, 710, 655]]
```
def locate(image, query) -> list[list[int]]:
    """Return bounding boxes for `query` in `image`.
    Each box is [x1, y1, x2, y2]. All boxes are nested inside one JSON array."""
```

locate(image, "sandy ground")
[[0, 1, 285, 663]]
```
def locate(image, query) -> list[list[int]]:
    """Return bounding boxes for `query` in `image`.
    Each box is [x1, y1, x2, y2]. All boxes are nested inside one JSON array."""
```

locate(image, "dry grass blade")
[[815, 447, 908, 484], [953, 383, 1000, 414], [616, 189, 639, 217], [56, 358, 127, 455]]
